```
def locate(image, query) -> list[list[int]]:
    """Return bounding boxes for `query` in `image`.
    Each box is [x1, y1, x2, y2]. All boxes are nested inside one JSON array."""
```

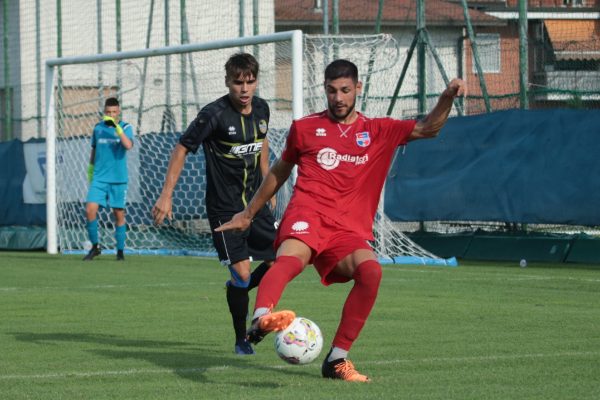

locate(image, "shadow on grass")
[[10, 331, 316, 385], [10, 331, 191, 348]]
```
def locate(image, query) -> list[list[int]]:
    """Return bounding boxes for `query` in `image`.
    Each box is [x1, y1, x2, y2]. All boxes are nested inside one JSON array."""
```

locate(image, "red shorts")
[[275, 207, 372, 286]]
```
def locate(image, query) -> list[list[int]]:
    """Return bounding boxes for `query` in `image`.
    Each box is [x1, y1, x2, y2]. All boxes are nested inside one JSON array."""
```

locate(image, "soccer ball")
[[274, 317, 323, 365]]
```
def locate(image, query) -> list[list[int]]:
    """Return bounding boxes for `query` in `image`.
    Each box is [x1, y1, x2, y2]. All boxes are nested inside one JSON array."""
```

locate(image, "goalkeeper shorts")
[[86, 181, 128, 209]]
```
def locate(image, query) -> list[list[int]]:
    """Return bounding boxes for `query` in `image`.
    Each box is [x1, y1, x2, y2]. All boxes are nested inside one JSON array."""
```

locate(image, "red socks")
[[254, 255, 305, 310], [332, 260, 382, 350]]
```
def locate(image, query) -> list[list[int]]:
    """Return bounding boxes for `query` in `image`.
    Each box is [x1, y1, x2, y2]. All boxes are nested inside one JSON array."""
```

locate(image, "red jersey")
[[281, 111, 416, 240]]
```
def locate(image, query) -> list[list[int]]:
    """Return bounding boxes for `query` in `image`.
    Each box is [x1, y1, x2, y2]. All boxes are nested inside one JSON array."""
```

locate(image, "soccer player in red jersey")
[[216, 59, 466, 382]]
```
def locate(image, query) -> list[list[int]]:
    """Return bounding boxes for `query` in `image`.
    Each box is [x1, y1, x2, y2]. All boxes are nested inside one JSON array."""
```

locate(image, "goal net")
[[47, 32, 454, 265]]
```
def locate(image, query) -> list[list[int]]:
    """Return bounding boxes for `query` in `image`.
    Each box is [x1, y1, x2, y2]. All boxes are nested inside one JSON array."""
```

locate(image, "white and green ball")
[[274, 317, 323, 365]]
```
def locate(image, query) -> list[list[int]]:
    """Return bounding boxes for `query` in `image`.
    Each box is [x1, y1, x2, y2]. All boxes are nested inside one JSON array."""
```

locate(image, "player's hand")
[[269, 196, 277, 212], [214, 211, 252, 233], [87, 163, 94, 183], [152, 195, 173, 225], [103, 115, 117, 127], [444, 78, 467, 98], [103, 115, 124, 136]]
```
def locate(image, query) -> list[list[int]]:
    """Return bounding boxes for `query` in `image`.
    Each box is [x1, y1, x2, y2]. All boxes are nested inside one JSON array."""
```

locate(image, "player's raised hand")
[[103, 115, 125, 136], [444, 78, 467, 98], [214, 211, 252, 233], [152, 195, 173, 225], [103, 115, 117, 127]]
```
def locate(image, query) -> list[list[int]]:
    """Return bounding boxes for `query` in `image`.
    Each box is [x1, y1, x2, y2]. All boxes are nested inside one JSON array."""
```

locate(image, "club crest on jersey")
[[228, 126, 236, 135], [355, 132, 371, 147], [259, 119, 268, 134], [315, 128, 326, 137]]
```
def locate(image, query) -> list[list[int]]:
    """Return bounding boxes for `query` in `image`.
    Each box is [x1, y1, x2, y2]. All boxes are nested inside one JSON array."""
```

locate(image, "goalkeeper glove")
[[87, 163, 94, 183], [103, 115, 116, 127], [103, 115, 124, 136]]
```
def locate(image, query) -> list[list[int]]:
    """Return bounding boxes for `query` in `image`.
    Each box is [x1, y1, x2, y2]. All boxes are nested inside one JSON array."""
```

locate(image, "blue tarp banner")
[[385, 109, 600, 225], [0, 139, 46, 225], [3, 109, 599, 227]]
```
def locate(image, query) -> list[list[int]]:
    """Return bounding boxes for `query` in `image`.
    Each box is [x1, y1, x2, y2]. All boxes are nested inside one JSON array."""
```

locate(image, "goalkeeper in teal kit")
[[83, 97, 134, 261]]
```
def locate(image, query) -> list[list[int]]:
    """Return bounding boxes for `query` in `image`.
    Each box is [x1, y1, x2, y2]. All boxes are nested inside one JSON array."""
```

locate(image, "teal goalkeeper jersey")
[[91, 120, 134, 183]]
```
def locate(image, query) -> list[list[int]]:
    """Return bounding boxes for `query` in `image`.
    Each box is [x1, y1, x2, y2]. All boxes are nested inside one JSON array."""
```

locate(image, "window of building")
[[472, 34, 501, 74]]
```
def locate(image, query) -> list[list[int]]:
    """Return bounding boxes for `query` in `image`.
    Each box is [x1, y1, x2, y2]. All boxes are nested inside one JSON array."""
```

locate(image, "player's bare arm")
[[409, 78, 466, 141], [215, 158, 294, 232], [118, 131, 134, 150], [152, 143, 188, 224], [260, 136, 277, 210]]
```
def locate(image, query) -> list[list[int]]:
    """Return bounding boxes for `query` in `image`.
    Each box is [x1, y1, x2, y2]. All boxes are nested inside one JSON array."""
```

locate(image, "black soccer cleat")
[[246, 310, 296, 345], [234, 339, 255, 355], [321, 349, 371, 382], [116, 250, 125, 261], [83, 244, 101, 261]]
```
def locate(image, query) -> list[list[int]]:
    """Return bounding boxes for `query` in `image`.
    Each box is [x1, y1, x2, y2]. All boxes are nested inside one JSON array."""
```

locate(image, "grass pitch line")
[[367, 350, 600, 366], [2, 351, 598, 381], [0, 366, 232, 380], [384, 267, 600, 284], [0, 282, 199, 292]]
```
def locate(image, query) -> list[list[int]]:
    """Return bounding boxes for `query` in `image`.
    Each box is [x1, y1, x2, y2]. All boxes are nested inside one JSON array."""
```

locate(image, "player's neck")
[[238, 100, 252, 115], [328, 110, 358, 125], [228, 94, 253, 115]]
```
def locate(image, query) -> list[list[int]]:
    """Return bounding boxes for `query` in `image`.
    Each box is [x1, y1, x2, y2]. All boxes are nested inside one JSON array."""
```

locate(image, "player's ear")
[[356, 80, 363, 95]]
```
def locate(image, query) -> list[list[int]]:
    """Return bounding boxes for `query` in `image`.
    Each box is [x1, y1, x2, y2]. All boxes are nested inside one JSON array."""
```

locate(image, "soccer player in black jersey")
[[152, 53, 277, 355]]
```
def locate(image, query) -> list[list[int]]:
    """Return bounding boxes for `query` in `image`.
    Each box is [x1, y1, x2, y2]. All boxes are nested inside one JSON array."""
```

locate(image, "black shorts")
[[209, 207, 277, 265]]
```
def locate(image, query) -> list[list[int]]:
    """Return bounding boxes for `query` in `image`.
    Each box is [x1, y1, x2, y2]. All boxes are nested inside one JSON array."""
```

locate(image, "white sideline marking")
[[2, 351, 598, 381], [0, 366, 231, 380], [3, 272, 600, 292], [384, 267, 600, 283], [0, 283, 199, 292], [367, 351, 600, 365]]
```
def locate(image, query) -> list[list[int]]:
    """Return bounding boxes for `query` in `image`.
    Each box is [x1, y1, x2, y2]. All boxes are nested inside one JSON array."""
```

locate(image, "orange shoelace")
[[334, 360, 371, 382]]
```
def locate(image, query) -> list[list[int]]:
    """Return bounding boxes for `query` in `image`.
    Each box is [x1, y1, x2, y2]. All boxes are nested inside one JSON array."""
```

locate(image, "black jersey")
[[179, 95, 270, 217]]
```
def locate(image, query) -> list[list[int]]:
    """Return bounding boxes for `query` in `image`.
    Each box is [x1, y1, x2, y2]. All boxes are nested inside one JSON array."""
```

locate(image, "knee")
[[353, 260, 382, 286], [228, 264, 251, 288], [86, 203, 97, 219]]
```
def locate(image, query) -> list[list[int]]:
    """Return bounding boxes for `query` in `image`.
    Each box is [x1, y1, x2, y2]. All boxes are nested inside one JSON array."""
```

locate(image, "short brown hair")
[[324, 59, 358, 83], [104, 97, 120, 107], [225, 53, 259, 80]]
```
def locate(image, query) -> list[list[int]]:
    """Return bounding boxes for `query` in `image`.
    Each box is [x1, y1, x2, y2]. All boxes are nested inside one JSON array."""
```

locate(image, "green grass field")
[[1, 251, 599, 399]]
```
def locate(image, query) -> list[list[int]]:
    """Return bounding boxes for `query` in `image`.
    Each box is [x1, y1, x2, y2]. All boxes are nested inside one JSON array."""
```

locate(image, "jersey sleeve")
[[123, 123, 135, 142], [125, 124, 134, 138], [380, 118, 416, 147], [91, 125, 97, 148], [280, 120, 300, 164], [179, 110, 214, 154]]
